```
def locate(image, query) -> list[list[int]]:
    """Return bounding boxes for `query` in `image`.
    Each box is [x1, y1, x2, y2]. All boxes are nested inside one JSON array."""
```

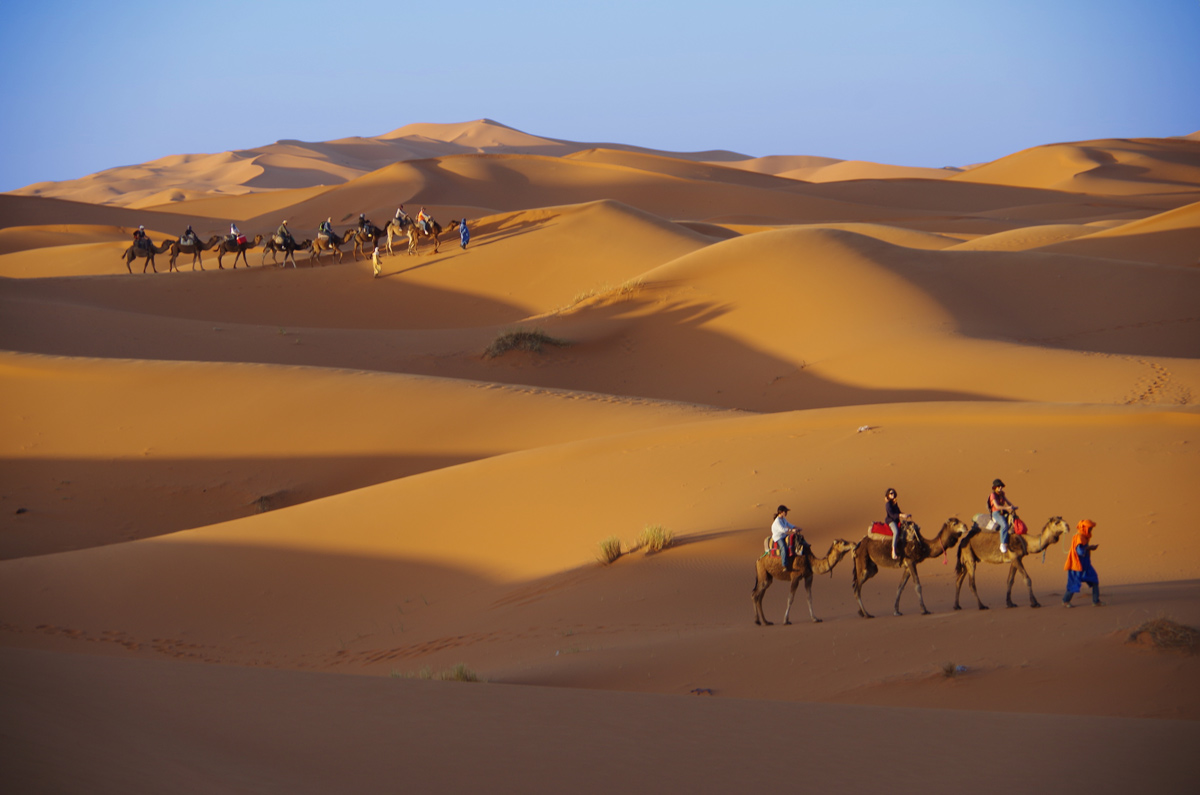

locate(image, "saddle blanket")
[[869, 521, 893, 537]]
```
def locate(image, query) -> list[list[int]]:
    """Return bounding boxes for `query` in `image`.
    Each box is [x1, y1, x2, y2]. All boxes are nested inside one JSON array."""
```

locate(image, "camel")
[[309, 229, 355, 265], [261, 236, 312, 268], [385, 217, 409, 256], [166, 235, 221, 272], [213, 234, 263, 269], [753, 539, 857, 625], [405, 218, 443, 256], [954, 515, 1069, 610], [850, 517, 970, 618], [121, 239, 172, 273], [350, 225, 388, 261]]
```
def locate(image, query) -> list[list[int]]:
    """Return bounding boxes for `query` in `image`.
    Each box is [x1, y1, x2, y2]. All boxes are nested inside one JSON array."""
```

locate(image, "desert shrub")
[[483, 328, 569, 358], [598, 536, 623, 564], [638, 524, 674, 553], [438, 663, 480, 682], [1127, 618, 1200, 654]]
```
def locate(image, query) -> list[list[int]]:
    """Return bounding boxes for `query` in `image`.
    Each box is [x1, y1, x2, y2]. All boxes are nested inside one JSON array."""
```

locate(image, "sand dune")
[[2, 123, 1199, 792]]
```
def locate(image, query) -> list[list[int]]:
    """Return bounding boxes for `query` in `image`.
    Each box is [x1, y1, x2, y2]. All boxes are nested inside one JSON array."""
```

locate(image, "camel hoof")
[[979, 605, 989, 610], [1006, 603, 1017, 609], [920, 610, 931, 616], [1030, 602, 1041, 609], [754, 619, 761, 626], [894, 611, 903, 617], [953, 605, 962, 611], [812, 618, 822, 624], [783, 620, 792, 626]]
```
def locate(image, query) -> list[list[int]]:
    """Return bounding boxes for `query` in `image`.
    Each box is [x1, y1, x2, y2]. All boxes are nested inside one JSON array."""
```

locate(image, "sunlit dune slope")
[[0, 351, 732, 558], [950, 137, 1200, 195]]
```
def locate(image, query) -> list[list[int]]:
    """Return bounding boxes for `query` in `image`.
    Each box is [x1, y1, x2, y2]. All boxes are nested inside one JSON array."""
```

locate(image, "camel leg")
[[804, 573, 821, 623], [965, 557, 987, 610], [893, 567, 910, 616], [1013, 559, 1039, 608], [782, 576, 800, 625], [910, 564, 931, 615], [853, 560, 875, 619], [1005, 563, 1019, 608], [752, 572, 773, 626]]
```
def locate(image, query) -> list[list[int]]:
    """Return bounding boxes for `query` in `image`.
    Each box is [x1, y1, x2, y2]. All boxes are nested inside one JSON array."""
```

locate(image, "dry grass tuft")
[[637, 524, 674, 553], [484, 328, 570, 358], [1127, 618, 1200, 654], [598, 536, 623, 564]]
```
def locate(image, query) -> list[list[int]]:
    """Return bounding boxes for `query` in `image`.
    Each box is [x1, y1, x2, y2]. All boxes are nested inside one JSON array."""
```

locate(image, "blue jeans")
[[992, 511, 1009, 546]]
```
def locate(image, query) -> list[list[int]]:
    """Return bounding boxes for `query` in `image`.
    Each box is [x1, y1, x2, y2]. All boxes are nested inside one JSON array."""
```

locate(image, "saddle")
[[136, 238, 152, 251], [317, 233, 330, 244]]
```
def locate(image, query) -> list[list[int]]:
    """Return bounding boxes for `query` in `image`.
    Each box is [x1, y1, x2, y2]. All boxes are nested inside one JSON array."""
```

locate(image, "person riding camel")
[[417, 207, 431, 234], [394, 205, 410, 226], [358, 213, 373, 237], [770, 505, 807, 571], [319, 217, 334, 240], [133, 225, 150, 250], [229, 222, 242, 245], [276, 220, 294, 247], [884, 488, 912, 560], [988, 478, 1019, 554], [181, 225, 198, 246]]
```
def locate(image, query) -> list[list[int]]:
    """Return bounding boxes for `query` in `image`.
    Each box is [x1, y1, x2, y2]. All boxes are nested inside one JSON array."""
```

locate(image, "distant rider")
[[988, 478, 1019, 554], [276, 220, 294, 247], [417, 207, 431, 234], [319, 217, 334, 240], [771, 505, 807, 571], [884, 488, 912, 560], [133, 225, 150, 250]]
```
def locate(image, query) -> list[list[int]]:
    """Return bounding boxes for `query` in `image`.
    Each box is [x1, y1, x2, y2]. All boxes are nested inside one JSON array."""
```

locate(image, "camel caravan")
[[120, 206, 468, 274], [753, 480, 1082, 625]]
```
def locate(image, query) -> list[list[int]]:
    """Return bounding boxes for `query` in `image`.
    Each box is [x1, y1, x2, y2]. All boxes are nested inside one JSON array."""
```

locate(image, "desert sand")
[[2, 120, 1199, 792]]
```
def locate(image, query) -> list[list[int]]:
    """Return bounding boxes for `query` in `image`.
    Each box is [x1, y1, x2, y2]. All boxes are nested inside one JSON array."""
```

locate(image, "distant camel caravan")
[[850, 517, 970, 618], [388, 217, 450, 256], [752, 539, 857, 625], [121, 239, 172, 273], [954, 515, 1069, 609], [167, 235, 221, 272]]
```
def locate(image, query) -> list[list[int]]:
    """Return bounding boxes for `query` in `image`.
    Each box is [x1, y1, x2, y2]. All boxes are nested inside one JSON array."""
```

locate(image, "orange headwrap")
[[1064, 519, 1096, 572]]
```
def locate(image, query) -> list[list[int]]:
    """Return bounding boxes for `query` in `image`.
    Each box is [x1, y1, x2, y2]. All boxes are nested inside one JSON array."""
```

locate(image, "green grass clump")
[[484, 328, 570, 358], [638, 524, 674, 553], [598, 536, 623, 564], [438, 663, 480, 682]]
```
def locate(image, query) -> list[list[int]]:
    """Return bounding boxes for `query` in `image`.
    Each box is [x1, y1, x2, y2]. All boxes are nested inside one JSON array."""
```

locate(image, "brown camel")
[[310, 229, 355, 265], [350, 224, 388, 261], [261, 237, 312, 268], [385, 217, 409, 256], [405, 217, 442, 256], [752, 539, 857, 625], [121, 239, 172, 273], [850, 518, 970, 618], [167, 235, 221, 272], [954, 515, 1069, 610], [213, 234, 263, 269]]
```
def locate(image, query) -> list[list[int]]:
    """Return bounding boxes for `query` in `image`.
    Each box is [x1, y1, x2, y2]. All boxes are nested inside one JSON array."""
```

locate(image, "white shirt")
[[771, 515, 797, 543]]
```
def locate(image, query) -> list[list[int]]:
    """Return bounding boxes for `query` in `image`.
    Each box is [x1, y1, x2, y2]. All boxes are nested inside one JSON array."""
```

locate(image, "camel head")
[[1045, 516, 1069, 540], [945, 517, 971, 539]]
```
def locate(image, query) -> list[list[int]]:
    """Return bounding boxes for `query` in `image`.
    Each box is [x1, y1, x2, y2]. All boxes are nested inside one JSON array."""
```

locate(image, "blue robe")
[[459, 220, 470, 248], [1066, 543, 1098, 593]]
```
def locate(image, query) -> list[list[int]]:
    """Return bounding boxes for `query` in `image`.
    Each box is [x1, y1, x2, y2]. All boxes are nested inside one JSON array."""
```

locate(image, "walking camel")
[[309, 229, 355, 265], [850, 517, 970, 618], [167, 235, 221, 272], [350, 225, 387, 261], [753, 539, 857, 625], [405, 218, 443, 255], [954, 515, 1069, 610], [121, 239, 173, 273], [213, 234, 263, 269], [261, 237, 312, 268]]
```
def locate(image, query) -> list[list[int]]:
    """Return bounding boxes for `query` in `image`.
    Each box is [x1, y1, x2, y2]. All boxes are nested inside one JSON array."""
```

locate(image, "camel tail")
[[850, 546, 860, 591], [954, 547, 965, 576]]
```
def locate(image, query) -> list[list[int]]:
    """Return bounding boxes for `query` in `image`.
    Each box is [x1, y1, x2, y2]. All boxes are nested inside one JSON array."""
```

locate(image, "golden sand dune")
[[2, 124, 1199, 790], [951, 136, 1200, 195]]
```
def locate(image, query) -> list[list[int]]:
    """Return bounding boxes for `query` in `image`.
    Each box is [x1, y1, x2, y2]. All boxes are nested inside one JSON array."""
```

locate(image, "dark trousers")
[[1063, 584, 1101, 604]]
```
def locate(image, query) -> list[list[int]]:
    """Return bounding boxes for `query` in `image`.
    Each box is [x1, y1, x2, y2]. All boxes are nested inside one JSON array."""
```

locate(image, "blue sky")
[[2, 0, 1197, 192]]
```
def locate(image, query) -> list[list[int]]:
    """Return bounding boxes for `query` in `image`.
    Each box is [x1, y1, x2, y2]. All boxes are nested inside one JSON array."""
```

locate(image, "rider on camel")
[[417, 207, 432, 234], [358, 213, 373, 237], [319, 217, 334, 240], [276, 220, 294, 247], [133, 225, 151, 250], [181, 225, 198, 246], [770, 505, 808, 571]]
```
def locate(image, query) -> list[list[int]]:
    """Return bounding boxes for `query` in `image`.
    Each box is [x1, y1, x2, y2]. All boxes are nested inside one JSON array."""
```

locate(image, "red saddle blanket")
[[870, 522, 893, 537], [236, 235, 247, 246]]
